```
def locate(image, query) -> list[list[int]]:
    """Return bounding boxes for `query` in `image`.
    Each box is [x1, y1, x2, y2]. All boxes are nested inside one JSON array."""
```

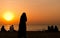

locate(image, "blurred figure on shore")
[[47, 25, 59, 32], [18, 12, 27, 38], [9, 25, 16, 32], [1, 25, 6, 32]]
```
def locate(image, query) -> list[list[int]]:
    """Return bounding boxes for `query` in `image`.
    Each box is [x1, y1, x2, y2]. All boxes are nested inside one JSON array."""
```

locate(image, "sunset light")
[[3, 11, 14, 21]]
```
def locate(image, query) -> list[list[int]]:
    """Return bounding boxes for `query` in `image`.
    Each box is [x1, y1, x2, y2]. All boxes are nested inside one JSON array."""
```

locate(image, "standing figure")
[[18, 12, 27, 38]]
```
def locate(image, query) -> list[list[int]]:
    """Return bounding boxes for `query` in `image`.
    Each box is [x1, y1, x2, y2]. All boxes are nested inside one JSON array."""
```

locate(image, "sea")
[[0, 24, 60, 31]]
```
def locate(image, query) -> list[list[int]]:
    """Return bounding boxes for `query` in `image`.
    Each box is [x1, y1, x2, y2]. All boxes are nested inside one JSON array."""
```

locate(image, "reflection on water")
[[0, 24, 60, 31], [27, 25, 60, 31], [27, 25, 47, 31]]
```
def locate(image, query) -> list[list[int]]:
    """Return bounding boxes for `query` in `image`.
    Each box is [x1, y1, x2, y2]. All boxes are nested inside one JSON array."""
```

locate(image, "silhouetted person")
[[50, 25, 54, 32], [54, 25, 59, 32], [9, 25, 15, 32], [18, 12, 27, 38], [48, 26, 51, 32], [1, 25, 6, 32]]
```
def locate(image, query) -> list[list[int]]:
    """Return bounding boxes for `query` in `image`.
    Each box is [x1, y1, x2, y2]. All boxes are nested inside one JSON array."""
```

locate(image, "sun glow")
[[3, 11, 14, 21]]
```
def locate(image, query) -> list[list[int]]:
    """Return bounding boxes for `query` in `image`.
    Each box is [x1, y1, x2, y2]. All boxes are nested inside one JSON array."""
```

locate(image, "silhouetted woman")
[[18, 12, 27, 38]]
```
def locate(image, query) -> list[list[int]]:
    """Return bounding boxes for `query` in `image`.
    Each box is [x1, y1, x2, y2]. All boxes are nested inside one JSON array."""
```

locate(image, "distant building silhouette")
[[1, 25, 6, 32], [18, 12, 27, 38]]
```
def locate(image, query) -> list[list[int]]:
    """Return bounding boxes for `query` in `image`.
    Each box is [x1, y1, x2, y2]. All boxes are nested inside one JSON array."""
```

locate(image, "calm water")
[[0, 24, 60, 31], [27, 24, 60, 31]]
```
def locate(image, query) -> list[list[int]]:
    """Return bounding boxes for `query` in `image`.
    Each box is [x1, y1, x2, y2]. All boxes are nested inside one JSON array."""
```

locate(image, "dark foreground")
[[0, 31, 60, 38]]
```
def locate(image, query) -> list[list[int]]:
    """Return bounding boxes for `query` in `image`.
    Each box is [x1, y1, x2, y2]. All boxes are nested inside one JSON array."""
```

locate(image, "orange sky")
[[0, 0, 60, 25]]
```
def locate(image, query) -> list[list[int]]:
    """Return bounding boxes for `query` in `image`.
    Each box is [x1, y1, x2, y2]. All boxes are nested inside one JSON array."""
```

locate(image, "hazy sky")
[[0, 0, 60, 25]]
